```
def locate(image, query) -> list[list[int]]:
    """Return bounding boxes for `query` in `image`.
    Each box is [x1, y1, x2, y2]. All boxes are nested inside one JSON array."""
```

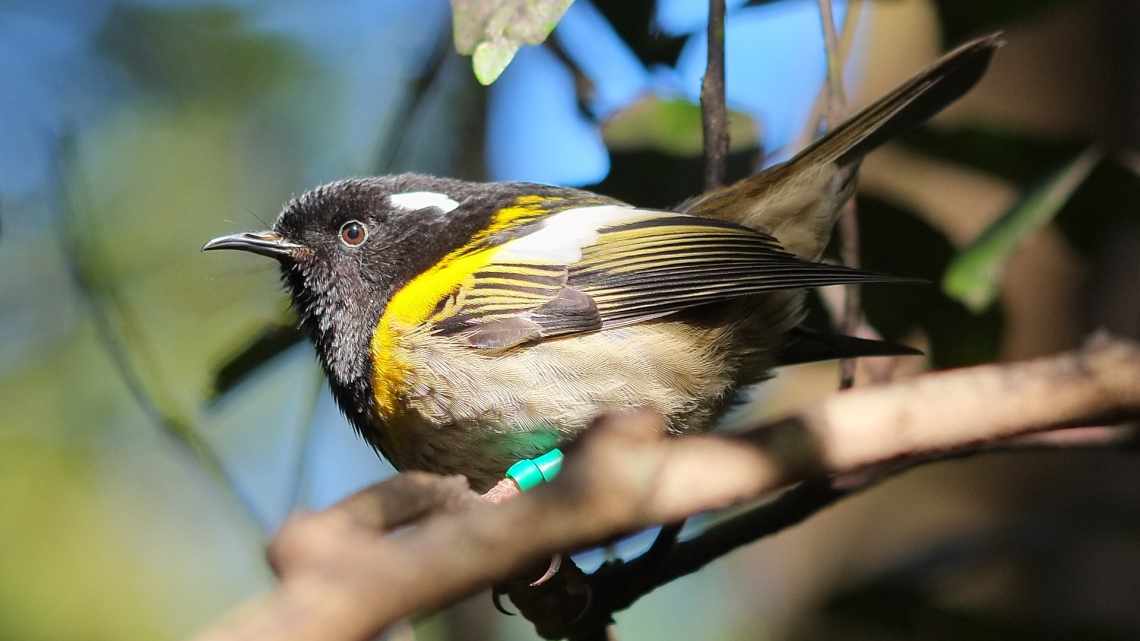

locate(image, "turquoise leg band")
[[505, 448, 564, 492]]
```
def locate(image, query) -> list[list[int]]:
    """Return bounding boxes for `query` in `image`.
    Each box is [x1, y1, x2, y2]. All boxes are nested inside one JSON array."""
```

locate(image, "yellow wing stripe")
[[465, 288, 553, 300], [584, 229, 750, 250], [480, 264, 566, 277], [457, 302, 539, 313], [575, 240, 767, 267], [467, 276, 562, 289], [594, 224, 758, 243], [578, 234, 748, 262], [576, 252, 771, 276]]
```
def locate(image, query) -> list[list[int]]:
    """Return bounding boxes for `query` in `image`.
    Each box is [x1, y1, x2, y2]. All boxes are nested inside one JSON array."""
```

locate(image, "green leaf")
[[943, 147, 1101, 313], [451, 0, 574, 85], [603, 96, 759, 157], [858, 195, 1003, 369], [472, 39, 520, 85]]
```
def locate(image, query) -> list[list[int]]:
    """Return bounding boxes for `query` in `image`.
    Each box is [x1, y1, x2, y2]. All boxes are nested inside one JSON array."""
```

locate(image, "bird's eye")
[[339, 220, 368, 247]]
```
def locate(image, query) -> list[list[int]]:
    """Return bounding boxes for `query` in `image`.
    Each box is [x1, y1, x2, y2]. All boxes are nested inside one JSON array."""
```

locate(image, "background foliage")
[[2, 1, 1138, 640]]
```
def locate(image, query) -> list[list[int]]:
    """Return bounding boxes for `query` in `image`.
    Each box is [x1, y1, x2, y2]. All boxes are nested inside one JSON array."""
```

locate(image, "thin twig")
[[817, 0, 862, 388], [545, 38, 596, 116], [701, 0, 729, 189], [629, 0, 732, 610], [817, 0, 846, 119], [379, 27, 453, 173], [793, 0, 863, 153], [664, 478, 846, 581], [607, 1, 733, 618]]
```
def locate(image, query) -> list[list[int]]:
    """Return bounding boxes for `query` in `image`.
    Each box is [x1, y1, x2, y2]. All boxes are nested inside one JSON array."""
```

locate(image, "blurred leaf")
[[902, 127, 1140, 259], [1055, 158, 1140, 258], [0, 438, 268, 641], [1118, 149, 1140, 179], [806, 509, 1140, 641], [97, 5, 302, 107], [587, 146, 761, 209], [901, 127, 1085, 185], [809, 583, 1140, 641], [603, 96, 759, 156], [856, 195, 1002, 368], [933, 0, 1075, 43], [943, 148, 1101, 313], [472, 38, 521, 84], [451, 0, 574, 84], [592, 1, 687, 65]]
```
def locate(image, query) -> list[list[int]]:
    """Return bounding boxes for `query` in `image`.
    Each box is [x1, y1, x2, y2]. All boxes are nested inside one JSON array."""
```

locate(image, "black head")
[[202, 174, 510, 418]]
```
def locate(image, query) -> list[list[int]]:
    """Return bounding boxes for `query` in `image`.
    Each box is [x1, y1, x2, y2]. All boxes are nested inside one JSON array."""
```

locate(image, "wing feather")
[[429, 205, 915, 349]]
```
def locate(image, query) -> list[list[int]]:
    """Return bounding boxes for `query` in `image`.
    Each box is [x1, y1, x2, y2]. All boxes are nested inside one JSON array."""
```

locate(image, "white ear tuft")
[[389, 191, 460, 213]]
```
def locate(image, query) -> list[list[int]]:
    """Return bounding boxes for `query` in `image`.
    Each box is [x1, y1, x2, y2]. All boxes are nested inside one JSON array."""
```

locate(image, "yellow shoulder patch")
[[369, 196, 550, 415]]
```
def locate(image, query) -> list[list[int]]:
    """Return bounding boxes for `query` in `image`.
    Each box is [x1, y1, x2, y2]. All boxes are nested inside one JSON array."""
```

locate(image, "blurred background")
[[2, 0, 1139, 639]]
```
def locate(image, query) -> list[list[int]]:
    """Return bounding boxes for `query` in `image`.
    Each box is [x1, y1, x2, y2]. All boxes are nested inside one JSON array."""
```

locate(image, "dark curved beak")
[[202, 230, 303, 260]]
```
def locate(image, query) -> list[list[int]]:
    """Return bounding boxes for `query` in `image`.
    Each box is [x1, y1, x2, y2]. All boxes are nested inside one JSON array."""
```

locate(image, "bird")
[[204, 34, 1001, 492]]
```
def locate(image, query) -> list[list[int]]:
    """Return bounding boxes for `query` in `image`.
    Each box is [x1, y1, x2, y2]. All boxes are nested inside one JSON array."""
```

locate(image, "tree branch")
[[195, 335, 1140, 641], [701, 0, 729, 189], [817, 0, 846, 118], [379, 27, 453, 173], [794, 0, 862, 153]]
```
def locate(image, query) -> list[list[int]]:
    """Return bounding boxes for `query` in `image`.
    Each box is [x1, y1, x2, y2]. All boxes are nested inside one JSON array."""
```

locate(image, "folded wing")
[[431, 205, 916, 350]]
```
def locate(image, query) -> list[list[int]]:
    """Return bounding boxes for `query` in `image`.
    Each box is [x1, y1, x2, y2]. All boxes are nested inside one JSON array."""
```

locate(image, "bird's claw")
[[529, 553, 562, 587], [481, 477, 561, 589], [491, 586, 516, 615]]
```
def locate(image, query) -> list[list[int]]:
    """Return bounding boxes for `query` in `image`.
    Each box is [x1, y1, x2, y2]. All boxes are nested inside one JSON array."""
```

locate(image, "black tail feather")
[[793, 32, 1004, 169], [778, 327, 924, 367]]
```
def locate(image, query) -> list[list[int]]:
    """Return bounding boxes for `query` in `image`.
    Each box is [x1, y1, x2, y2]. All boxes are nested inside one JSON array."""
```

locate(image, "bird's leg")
[[479, 449, 565, 587], [480, 477, 522, 504], [480, 447, 565, 503]]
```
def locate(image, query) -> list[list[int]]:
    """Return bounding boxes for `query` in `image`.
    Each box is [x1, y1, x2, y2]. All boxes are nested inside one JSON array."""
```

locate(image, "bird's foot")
[[478, 478, 562, 587], [530, 553, 562, 587], [480, 449, 567, 591]]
